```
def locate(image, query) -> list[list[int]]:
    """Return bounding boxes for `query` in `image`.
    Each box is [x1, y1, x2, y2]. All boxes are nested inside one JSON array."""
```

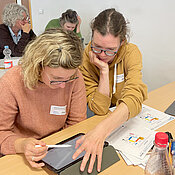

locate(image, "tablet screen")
[[42, 134, 85, 172]]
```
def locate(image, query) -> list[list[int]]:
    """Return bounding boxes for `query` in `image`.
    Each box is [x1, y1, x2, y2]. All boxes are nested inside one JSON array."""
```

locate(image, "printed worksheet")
[[106, 120, 155, 160], [109, 104, 175, 130], [134, 104, 175, 130], [107, 104, 175, 167]]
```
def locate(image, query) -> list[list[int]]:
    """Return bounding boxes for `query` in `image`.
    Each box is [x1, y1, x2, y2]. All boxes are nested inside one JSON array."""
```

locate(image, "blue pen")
[[171, 141, 175, 174]]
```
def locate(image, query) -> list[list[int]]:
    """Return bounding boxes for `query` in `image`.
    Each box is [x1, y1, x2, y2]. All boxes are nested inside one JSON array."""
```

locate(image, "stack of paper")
[[106, 104, 175, 168], [132, 105, 175, 130]]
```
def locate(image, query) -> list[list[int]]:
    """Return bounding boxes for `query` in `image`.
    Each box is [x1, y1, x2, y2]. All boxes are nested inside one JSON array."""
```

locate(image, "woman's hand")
[[89, 51, 109, 72], [16, 138, 48, 168], [72, 123, 108, 173], [72, 103, 129, 173], [77, 16, 82, 26], [76, 16, 81, 34]]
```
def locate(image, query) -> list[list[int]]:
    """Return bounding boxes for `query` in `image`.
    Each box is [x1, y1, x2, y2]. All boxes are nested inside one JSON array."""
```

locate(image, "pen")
[[35, 144, 72, 148]]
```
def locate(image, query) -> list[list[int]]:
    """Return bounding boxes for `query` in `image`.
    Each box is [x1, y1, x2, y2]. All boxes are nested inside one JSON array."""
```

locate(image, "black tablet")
[[42, 133, 85, 174], [165, 100, 175, 116]]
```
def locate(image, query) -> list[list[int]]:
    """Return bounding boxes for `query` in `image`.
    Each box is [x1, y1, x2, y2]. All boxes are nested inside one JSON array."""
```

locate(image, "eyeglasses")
[[21, 16, 30, 22], [45, 72, 79, 85], [91, 43, 119, 56], [50, 76, 79, 85]]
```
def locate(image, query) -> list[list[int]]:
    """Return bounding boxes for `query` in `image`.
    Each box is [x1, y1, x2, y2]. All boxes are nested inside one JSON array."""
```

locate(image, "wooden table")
[[0, 81, 175, 175]]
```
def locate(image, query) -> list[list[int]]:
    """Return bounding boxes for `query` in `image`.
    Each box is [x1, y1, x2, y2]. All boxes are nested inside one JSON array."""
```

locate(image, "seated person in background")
[[45, 9, 82, 38], [0, 28, 86, 168], [0, 3, 36, 59], [73, 8, 148, 173]]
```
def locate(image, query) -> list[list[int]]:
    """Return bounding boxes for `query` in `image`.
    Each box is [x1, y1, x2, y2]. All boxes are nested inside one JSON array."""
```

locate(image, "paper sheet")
[[107, 104, 175, 168]]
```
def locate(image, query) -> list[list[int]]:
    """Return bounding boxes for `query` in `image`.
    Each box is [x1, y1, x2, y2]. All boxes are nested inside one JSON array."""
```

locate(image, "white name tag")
[[116, 74, 124, 83], [50, 105, 67, 115]]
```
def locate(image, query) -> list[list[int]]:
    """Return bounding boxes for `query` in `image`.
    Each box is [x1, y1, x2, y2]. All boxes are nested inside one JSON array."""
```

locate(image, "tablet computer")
[[165, 100, 175, 116], [41, 133, 119, 174], [41, 133, 85, 174]]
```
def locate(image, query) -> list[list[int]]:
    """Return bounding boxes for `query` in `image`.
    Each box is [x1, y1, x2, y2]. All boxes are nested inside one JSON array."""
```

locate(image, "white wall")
[[30, 0, 175, 92]]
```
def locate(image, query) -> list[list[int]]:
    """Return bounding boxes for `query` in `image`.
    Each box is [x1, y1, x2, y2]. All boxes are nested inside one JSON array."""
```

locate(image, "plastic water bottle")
[[3, 46, 12, 69], [145, 132, 173, 175], [3, 46, 11, 59]]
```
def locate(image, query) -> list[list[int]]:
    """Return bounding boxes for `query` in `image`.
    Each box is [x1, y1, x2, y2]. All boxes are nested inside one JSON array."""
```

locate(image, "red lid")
[[155, 132, 168, 147]]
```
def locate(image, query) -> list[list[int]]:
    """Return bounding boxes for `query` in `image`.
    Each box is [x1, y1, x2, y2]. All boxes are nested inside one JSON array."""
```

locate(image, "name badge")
[[50, 105, 67, 115], [116, 74, 124, 83]]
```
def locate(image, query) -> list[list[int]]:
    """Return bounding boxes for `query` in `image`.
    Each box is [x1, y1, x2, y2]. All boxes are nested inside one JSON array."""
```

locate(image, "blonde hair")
[[2, 3, 29, 27], [19, 28, 83, 89]]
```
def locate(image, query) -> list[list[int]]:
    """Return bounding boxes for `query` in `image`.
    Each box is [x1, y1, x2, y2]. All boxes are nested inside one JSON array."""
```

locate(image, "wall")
[[30, 0, 175, 92], [16, 0, 21, 4]]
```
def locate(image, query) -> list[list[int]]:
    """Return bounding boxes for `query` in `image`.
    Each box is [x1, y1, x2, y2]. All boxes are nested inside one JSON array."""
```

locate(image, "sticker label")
[[50, 105, 67, 115], [116, 74, 124, 83]]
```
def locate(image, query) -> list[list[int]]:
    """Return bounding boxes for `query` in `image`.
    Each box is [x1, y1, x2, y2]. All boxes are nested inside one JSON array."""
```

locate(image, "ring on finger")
[[32, 156, 35, 162]]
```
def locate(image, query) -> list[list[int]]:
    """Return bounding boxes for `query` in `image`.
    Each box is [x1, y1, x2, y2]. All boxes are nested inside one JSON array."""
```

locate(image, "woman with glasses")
[[0, 3, 36, 59], [73, 8, 147, 173], [0, 28, 86, 168], [45, 9, 82, 39]]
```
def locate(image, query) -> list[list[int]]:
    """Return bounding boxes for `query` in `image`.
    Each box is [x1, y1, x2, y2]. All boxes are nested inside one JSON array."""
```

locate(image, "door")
[[0, 0, 17, 24]]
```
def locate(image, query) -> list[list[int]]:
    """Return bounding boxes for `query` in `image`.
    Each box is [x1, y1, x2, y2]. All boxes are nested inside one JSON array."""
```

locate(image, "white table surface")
[[0, 57, 20, 78]]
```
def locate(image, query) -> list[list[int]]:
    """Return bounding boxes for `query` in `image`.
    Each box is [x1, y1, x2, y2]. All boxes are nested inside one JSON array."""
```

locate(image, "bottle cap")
[[155, 132, 168, 147], [4, 46, 9, 49]]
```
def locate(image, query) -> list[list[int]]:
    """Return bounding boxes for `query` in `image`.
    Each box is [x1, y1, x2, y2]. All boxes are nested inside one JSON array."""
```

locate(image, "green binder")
[[60, 145, 120, 175]]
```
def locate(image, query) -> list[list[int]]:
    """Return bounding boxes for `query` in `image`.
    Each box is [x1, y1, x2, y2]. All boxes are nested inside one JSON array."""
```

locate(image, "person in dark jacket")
[[0, 3, 36, 59]]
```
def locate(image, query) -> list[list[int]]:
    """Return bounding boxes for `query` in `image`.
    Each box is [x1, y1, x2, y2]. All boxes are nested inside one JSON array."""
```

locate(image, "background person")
[[73, 8, 147, 173], [45, 9, 82, 38], [0, 28, 86, 168], [0, 3, 36, 59]]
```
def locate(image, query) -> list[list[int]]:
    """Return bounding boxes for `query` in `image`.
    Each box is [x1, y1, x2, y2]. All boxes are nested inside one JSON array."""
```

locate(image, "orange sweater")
[[0, 66, 86, 154]]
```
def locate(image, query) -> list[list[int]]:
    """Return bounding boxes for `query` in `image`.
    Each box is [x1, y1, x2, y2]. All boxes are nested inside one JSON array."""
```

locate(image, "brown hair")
[[91, 8, 129, 42], [59, 9, 78, 26]]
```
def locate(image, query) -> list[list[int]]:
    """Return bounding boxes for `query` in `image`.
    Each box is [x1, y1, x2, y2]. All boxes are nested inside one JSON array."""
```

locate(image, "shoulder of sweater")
[[2, 66, 22, 84], [108, 43, 141, 66], [48, 18, 59, 24], [0, 24, 9, 31], [123, 43, 140, 52], [0, 24, 7, 28], [118, 43, 140, 58]]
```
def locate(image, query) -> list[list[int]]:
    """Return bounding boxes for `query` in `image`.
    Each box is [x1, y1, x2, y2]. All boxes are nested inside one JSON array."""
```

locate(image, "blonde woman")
[[0, 3, 36, 59], [0, 28, 86, 168]]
